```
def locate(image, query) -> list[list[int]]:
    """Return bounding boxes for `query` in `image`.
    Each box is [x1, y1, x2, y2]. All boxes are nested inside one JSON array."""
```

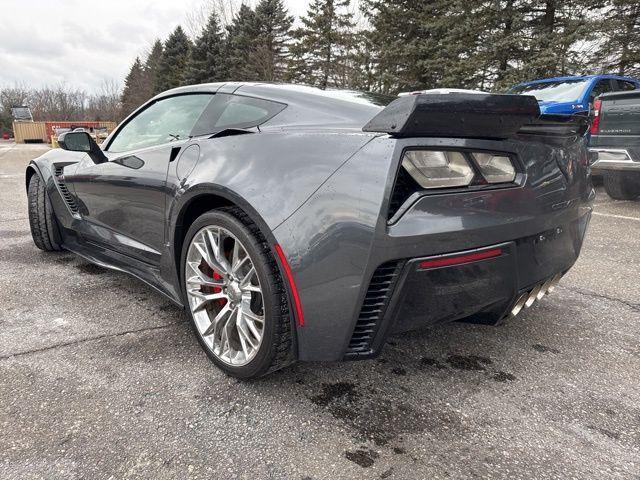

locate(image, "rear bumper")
[[277, 135, 594, 362], [344, 211, 591, 360], [589, 148, 640, 173]]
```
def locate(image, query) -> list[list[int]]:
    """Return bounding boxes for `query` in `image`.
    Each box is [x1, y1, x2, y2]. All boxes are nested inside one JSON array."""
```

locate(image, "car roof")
[[152, 82, 393, 130], [154, 82, 391, 102], [515, 74, 640, 87]]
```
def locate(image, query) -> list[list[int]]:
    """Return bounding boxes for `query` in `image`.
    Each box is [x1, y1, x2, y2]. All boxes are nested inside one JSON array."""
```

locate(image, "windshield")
[[509, 79, 590, 103]]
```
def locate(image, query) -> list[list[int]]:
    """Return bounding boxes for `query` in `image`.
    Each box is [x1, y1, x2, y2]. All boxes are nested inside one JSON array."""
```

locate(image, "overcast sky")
[[0, 0, 312, 93]]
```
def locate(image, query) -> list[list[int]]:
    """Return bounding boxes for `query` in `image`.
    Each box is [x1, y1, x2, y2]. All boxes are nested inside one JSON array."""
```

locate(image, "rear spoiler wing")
[[362, 93, 588, 139]]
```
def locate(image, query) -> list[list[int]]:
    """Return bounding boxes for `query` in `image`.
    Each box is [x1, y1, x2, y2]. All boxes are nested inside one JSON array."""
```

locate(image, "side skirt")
[[61, 233, 185, 309]]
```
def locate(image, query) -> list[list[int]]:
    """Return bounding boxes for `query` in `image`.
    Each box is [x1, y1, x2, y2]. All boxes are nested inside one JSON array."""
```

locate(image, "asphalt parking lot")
[[1, 143, 639, 479]]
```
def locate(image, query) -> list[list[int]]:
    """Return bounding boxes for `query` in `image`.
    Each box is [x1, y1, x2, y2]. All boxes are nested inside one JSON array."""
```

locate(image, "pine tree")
[[144, 39, 163, 96], [153, 26, 192, 94], [288, 0, 357, 89], [463, 0, 530, 91], [119, 57, 148, 119], [362, 0, 607, 93], [415, 1, 486, 89], [252, 0, 294, 81], [363, 0, 487, 94], [185, 11, 226, 84], [596, 0, 640, 77], [517, 0, 596, 80], [225, 5, 261, 80], [347, 31, 376, 91]]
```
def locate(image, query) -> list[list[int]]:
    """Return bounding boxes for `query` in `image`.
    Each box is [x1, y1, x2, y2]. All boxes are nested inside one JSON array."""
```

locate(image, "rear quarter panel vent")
[[345, 260, 404, 358]]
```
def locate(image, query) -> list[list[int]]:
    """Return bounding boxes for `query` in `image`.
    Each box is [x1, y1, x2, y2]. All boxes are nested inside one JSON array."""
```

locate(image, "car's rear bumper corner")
[[342, 211, 591, 361]]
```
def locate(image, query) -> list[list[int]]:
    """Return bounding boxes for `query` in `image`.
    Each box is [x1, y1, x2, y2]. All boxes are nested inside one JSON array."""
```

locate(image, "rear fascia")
[[274, 132, 593, 362]]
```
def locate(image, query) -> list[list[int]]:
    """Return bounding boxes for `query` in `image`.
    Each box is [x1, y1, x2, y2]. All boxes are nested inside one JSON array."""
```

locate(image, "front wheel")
[[27, 173, 62, 251], [181, 209, 294, 378], [603, 171, 640, 200]]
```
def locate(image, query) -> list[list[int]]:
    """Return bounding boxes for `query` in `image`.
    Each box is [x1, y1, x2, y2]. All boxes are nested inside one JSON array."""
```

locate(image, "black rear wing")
[[517, 113, 590, 137], [363, 93, 589, 139]]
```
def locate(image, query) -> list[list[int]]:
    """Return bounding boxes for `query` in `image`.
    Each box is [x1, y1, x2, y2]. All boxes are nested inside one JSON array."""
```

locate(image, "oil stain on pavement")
[[309, 381, 463, 447]]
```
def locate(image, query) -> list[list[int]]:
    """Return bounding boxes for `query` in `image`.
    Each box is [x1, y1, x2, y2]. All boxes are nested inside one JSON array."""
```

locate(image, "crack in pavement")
[[0, 321, 186, 360], [559, 285, 640, 312]]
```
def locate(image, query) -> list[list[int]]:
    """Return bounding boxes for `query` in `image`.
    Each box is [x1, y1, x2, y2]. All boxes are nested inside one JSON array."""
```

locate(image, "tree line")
[[0, 82, 120, 134], [1, 0, 638, 131], [119, 0, 640, 120]]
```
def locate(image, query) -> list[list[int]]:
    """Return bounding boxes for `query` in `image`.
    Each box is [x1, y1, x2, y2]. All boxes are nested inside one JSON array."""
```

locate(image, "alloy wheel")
[[185, 225, 265, 366]]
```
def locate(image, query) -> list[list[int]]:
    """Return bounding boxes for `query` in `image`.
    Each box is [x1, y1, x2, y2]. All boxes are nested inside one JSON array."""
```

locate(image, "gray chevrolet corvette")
[[26, 83, 594, 378]]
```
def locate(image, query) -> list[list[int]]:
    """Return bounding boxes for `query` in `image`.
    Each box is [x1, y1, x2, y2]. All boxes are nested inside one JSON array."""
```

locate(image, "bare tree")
[[86, 80, 121, 121], [0, 84, 30, 117], [0, 82, 121, 123], [27, 85, 86, 121], [185, 0, 253, 38]]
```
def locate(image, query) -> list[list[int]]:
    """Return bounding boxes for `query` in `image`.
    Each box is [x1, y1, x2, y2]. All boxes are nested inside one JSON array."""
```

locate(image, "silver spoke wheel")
[[185, 225, 265, 366]]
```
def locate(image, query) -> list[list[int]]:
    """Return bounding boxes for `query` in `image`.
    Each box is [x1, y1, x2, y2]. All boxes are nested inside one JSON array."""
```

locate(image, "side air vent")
[[345, 260, 403, 357], [54, 166, 79, 215], [388, 166, 420, 221]]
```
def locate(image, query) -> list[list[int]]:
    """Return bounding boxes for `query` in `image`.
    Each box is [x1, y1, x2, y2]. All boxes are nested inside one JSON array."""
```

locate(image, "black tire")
[[603, 171, 640, 200], [180, 208, 295, 379], [27, 173, 62, 251]]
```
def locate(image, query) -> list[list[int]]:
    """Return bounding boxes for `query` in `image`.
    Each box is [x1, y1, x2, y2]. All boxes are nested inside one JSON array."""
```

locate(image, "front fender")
[[26, 150, 88, 230]]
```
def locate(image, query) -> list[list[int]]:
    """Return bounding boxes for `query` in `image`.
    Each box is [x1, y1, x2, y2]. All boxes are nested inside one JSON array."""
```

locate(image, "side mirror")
[[58, 131, 107, 164]]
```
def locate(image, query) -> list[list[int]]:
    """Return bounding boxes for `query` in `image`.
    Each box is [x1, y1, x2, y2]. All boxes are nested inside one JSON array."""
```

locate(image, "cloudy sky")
[[0, 0, 311, 93]]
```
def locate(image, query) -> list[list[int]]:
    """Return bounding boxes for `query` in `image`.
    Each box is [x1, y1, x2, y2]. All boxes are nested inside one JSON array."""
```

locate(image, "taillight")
[[402, 150, 475, 189], [471, 153, 516, 183], [388, 149, 518, 220], [400, 149, 516, 190], [590, 98, 602, 135]]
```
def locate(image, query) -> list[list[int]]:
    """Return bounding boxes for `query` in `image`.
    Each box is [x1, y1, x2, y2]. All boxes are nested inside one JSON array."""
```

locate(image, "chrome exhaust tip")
[[510, 293, 528, 317], [539, 276, 555, 298], [546, 273, 562, 294], [537, 278, 551, 300], [525, 284, 542, 308]]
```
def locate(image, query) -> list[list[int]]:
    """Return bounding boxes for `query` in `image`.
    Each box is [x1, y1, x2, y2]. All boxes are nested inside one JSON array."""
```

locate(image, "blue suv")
[[508, 75, 640, 115]]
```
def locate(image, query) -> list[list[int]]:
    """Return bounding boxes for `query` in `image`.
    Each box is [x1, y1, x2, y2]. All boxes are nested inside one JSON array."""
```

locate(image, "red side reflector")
[[273, 244, 305, 326], [419, 248, 503, 270]]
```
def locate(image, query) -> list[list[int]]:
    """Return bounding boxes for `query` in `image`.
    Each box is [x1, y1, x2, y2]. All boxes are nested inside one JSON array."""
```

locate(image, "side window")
[[108, 94, 214, 153], [589, 80, 613, 102], [190, 94, 286, 136], [617, 80, 637, 91]]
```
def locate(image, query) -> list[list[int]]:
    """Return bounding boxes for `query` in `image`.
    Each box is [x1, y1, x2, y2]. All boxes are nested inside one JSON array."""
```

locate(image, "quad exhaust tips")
[[510, 273, 562, 317]]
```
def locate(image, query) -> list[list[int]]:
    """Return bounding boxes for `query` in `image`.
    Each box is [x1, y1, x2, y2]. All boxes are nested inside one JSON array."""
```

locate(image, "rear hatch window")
[[509, 79, 589, 103]]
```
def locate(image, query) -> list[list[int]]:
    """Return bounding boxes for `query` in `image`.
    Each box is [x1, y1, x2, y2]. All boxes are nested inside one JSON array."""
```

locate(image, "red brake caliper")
[[199, 261, 227, 309], [212, 271, 227, 308]]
